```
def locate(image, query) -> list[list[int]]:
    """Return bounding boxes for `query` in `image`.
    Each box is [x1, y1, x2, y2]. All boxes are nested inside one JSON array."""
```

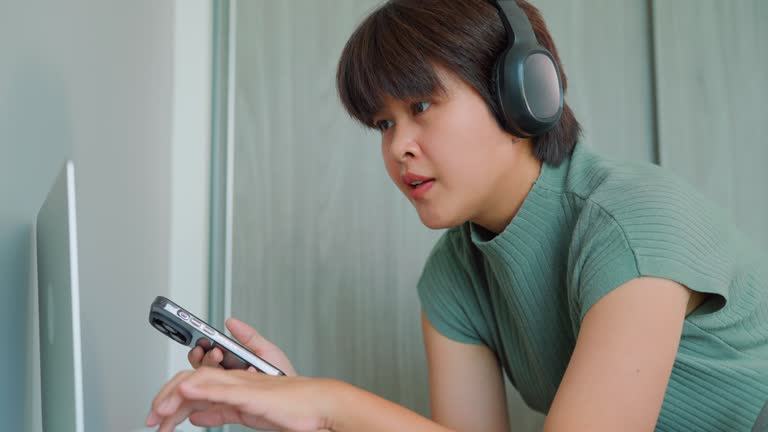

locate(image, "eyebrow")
[[370, 103, 394, 124], [371, 96, 397, 122], [371, 109, 387, 121], [370, 90, 446, 123]]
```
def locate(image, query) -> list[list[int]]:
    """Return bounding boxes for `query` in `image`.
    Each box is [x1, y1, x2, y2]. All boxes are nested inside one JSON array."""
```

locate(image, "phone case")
[[148, 296, 285, 376]]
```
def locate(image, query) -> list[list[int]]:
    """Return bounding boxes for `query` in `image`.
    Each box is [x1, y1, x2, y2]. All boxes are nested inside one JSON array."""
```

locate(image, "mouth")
[[401, 172, 436, 199], [407, 179, 434, 189], [402, 176, 435, 199]]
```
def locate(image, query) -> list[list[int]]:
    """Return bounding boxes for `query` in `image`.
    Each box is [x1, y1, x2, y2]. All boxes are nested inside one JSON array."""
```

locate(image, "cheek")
[[427, 139, 495, 201]]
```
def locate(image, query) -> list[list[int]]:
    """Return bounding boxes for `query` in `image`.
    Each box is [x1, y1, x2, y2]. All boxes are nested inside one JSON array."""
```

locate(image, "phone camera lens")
[[152, 318, 168, 333], [152, 315, 190, 345]]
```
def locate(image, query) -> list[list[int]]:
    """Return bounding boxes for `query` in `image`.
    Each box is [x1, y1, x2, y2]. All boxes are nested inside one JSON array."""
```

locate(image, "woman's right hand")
[[188, 317, 297, 377]]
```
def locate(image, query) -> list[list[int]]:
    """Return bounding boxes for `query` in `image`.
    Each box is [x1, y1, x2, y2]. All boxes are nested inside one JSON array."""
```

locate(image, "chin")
[[417, 210, 464, 230]]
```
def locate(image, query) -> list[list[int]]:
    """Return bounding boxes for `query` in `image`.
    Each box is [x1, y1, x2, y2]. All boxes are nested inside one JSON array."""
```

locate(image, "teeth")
[[411, 180, 425, 187]]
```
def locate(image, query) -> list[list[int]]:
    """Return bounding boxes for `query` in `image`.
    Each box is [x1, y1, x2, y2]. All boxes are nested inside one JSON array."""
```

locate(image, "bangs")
[[336, 3, 449, 128]]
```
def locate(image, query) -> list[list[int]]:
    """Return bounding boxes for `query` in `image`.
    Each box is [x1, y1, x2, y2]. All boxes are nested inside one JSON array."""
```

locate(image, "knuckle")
[[197, 366, 217, 380], [151, 398, 163, 411]]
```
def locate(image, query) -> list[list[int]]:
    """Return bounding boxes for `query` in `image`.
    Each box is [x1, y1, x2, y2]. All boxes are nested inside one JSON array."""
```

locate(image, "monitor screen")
[[36, 160, 84, 432]]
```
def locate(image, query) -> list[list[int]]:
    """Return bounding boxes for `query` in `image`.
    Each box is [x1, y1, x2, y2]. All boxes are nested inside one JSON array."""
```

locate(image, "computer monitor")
[[36, 160, 85, 432]]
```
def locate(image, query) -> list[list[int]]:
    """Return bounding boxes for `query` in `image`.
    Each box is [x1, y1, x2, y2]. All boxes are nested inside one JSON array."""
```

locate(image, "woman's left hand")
[[145, 366, 339, 432]]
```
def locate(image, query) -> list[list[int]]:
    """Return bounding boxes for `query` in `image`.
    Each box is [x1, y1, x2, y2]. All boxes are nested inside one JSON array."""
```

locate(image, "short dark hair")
[[336, 0, 582, 165]]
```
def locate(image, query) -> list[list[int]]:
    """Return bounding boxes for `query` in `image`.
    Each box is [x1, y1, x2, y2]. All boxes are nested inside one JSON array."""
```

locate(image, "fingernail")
[[145, 410, 156, 426]]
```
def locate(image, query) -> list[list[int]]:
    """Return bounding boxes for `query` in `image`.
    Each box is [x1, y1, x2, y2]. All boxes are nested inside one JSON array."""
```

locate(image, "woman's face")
[[372, 67, 530, 230]]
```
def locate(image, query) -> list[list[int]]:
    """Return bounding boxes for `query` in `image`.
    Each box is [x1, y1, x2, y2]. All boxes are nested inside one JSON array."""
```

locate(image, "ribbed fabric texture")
[[417, 142, 768, 431]]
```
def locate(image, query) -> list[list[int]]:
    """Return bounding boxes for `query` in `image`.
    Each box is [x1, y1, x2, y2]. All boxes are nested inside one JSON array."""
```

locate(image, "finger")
[[157, 400, 212, 432], [148, 368, 228, 426], [226, 318, 274, 352], [191, 406, 278, 431], [188, 403, 242, 427], [149, 370, 195, 421], [201, 348, 223, 368], [180, 381, 255, 410], [156, 367, 239, 419], [145, 409, 161, 426], [188, 346, 204, 368], [183, 382, 323, 432]]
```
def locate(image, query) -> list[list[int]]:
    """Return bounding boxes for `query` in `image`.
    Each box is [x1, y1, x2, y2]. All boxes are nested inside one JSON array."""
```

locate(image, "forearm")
[[326, 380, 453, 432]]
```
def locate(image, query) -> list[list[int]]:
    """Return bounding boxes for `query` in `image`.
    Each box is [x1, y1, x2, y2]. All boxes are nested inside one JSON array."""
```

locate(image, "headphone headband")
[[489, 0, 535, 45], [486, 0, 564, 136]]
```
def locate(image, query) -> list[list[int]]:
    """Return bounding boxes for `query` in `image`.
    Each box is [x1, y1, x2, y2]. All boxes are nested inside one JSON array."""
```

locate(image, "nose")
[[389, 121, 421, 162]]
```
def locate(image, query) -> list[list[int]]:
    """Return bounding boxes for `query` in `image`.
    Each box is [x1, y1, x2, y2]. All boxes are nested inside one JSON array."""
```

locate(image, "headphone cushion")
[[494, 44, 563, 136], [521, 51, 562, 120]]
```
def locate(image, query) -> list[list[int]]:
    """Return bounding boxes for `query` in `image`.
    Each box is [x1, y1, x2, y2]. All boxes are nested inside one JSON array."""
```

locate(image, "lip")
[[409, 179, 434, 199], [401, 172, 436, 200]]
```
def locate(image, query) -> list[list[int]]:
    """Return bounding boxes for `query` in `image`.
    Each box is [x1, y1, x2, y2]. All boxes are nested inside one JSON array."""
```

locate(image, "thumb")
[[225, 318, 274, 352]]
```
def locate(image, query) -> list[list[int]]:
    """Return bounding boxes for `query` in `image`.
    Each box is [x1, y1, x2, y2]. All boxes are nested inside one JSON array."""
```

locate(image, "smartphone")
[[148, 296, 285, 376]]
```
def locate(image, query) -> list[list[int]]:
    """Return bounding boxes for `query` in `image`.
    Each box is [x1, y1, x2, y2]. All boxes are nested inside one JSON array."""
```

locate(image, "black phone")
[[148, 296, 285, 376]]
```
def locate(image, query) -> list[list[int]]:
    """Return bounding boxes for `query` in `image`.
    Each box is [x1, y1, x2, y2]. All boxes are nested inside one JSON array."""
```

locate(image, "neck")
[[471, 139, 542, 234]]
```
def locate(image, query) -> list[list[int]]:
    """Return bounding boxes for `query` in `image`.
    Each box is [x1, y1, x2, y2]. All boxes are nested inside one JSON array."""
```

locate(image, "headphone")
[[487, 0, 563, 137]]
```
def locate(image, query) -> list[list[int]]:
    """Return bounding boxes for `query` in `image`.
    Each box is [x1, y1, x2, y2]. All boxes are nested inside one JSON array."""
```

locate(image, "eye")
[[412, 100, 431, 114], [373, 100, 431, 133], [375, 119, 394, 132]]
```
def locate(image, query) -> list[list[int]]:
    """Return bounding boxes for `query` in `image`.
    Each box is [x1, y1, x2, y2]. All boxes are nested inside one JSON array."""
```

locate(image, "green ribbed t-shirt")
[[417, 142, 768, 431]]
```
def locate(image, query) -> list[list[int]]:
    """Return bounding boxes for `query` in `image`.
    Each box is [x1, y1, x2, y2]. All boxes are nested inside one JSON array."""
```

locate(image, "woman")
[[146, 0, 768, 430]]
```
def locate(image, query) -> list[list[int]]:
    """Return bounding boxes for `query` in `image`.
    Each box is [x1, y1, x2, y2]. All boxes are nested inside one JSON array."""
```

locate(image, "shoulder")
[[565, 144, 700, 211], [564, 147, 738, 322], [417, 224, 488, 345], [565, 146, 731, 251]]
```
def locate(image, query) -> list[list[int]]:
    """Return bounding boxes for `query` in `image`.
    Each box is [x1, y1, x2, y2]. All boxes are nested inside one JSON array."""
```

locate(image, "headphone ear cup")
[[496, 44, 563, 137], [520, 50, 563, 125], [495, 46, 529, 136]]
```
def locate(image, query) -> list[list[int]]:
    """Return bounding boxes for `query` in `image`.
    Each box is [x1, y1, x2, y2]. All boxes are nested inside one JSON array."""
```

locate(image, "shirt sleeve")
[[569, 197, 732, 324], [417, 232, 485, 345]]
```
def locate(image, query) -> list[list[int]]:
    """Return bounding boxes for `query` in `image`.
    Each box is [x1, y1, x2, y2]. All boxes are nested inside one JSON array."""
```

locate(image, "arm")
[[147, 368, 455, 432], [328, 380, 453, 432], [147, 279, 692, 432], [544, 277, 692, 431], [148, 309, 509, 432], [421, 310, 510, 432], [147, 316, 456, 432], [329, 310, 509, 432]]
